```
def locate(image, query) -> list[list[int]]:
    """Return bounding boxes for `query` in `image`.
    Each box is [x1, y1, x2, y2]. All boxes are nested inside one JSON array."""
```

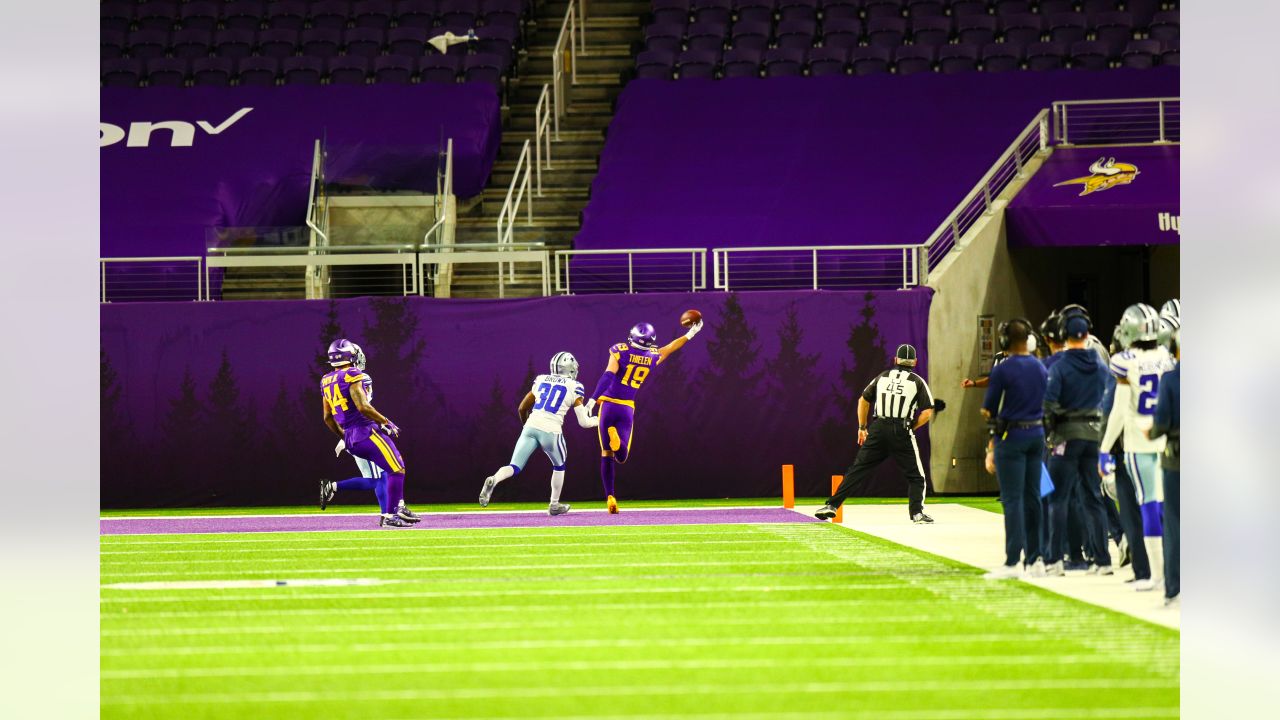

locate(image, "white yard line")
[[797, 503, 1180, 630], [100, 505, 779, 521]]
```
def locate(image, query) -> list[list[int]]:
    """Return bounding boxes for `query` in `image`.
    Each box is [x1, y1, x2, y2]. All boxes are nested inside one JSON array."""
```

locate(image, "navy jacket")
[[1151, 363, 1180, 471], [1045, 348, 1108, 443], [983, 354, 1047, 440]]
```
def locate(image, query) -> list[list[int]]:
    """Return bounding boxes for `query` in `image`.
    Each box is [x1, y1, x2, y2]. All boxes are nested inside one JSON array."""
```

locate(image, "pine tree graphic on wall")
[[820, 292, 888, 464]]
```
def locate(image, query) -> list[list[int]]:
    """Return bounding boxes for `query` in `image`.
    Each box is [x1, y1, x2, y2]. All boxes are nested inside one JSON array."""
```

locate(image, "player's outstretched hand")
[[961, 378, 976, 388], [382, 421, 400, 438], [684, 320, 704, 340], [334, 439, 346, 457]]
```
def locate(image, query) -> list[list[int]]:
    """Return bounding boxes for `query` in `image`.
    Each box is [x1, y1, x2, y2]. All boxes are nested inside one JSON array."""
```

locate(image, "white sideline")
[[795, 503, 1180, 630]]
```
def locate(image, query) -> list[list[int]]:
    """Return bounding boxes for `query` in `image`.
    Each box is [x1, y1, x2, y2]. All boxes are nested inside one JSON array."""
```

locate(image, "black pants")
[[1047, 440, 1112, 567], [1163, 469, 1179, 599], [1113, 458, 1151, 580], [827, 420, 926, 517]]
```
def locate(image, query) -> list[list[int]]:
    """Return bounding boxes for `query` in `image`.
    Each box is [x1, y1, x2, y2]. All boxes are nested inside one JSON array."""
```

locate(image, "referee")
[[816, 344, 940, 524]]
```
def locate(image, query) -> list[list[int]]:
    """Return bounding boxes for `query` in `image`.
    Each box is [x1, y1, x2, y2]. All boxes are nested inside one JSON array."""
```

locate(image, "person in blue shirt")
[[981, 317, 1048, 579], [1149, 335, 1180, 606]]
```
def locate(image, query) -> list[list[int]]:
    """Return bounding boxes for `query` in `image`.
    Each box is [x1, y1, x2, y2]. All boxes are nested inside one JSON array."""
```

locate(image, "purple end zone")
[[100, 507, 820, 535]]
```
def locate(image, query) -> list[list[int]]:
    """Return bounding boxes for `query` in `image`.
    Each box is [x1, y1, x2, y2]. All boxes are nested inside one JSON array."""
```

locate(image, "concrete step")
[[489, 164, 599, 188], [480, 187, 590, 215]]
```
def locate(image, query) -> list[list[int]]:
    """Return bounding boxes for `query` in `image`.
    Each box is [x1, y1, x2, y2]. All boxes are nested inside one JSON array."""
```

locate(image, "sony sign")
[[100, 107, 254, 148]]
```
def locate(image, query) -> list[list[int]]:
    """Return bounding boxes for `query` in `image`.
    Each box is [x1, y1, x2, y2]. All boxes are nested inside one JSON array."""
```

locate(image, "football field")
[[101, 501, 1179, 719]]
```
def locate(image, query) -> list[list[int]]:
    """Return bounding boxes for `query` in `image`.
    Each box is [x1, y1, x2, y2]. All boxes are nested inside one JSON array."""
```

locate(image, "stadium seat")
[[905, 1, 946, 19], [721, 47, 764, 77], [1092, 11, 1135, 56], [395, 0, 438, 29], [328, 56, 372, 84], [1069, 40, 1112, 70], [938, 43, 980, 73], [763, 47, 806, 76], [192, 57, 236, 86], [178, 2, 221, 32], [957, 15, 997, 46], [419, 54, 464, 83], [1160, 46, 1178, 66], [1120, 38, 1161, 69], [776, 19, 817, 50], [353, 0, 396, 29], [894, 45, 936, 74], [102, 58, 144, 87], [146, 57, 189, 87], [864, 0, 906, 20], [911, 16, 952, 46], [1080, 0, 1121, 14], [436, 20, 479, 53], [821, 18, 863, 50], [213, 29, 256, 59], [733, 0, 776, 24], [992, 0, 1031, 15], [135, 1, 180, 32], [1046, 12, 1087, 45], [477, 24, 516, 61], [818, 0, 861, 22], [1037, 0, 1075, 14], [650, 0, 690, 25], [101, 30, 127, 60], [645, 23, 687, 53], [778, 0, 819, 24], [265, 1, 308, 31], [635, 50, 677, 79], [807, 46, 849, 76], [222, 1, 267, 32], [867, 17, 907, 48], [301, 28, 344, 58], [439, 0, 479, 26], [309, 1, 353, 30], [981, 42, 1022, 71], [1125, 0, 1160, 26], [170, 29, 213, 59], [1148, 11, 1179, 44], [371, 55, 415, 83], [483, 0, 525, 27], [677, 49, 721, 78], [1025, 40, 1067, 70], [344, 27, 386, 58], [237, 57, 280, 86], [693, 0, 734, 26], [686, 22, 729, 52], [949, 1, 990, 18], [388, 27, 428, 57], [1000, 14, 1042, 46], [851, 45, 892, 75], [282, 56, 324, 85], [258, 29, 300, 59], [127, 30, 171, 60], [100, 1, 135, 34], [731, 21, 772, 52], [464, 53, 505, 89]]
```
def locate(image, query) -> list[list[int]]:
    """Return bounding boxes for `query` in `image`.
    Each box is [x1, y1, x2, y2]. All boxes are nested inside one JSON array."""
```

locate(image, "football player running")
[[479, 352, 599, 516]]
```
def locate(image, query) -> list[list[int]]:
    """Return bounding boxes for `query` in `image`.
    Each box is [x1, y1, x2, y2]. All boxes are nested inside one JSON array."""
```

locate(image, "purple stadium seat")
[[353, 0, 395, 29], [388, 27, 428, 57], [1069, 40, 1111, 69], [949, 1, 990, 18], [676, 49, 721, 79], [179, 2, 220, 32], [395, 0, 438, 29], [776, 19, 817, 50], [1148, 11, 1179, 44], [762, 47, 806, 76], [822, 18, 863, 49], [371, 55, 413, 84], [213, 29, 256, 59], [894, 45, 935, 74], [483, 0, 525, 27], [1120, 38, 1159, 68], [265, 1, 308, 30], [1160, 46, 1178, 66], [911, 16, 952, 46], [778, 0, 818, 24], [1037, 1, 1075, 13], [1025, 40, 1066, 70], [464, 53, 505, 89], [344, 27, 386, 58], [731, 21, 772, 52], [733, 0, 776, 25], [419, 54, 464, 83], [992, 1, 1030, 15], [1125, 0, 1159, 26], [905, 1, 946, 19], [192, 57, 235, 86], [436, 20, 478, 52], [635, 51, 675, 80], [102, 59, 144, 87], [135, 1, 180, 32], [981, 41, 1022, 71], [222, 2, 267, 32], [807, 46, 849, 76], [328, 56, 372, 84], [301, 28, 343, 58], [645, 23, 687, 53], [476, 23, 516, 57], [651, 0, 691, 26], [127, 30, 170, 60], [282, 56, 324, 84], [957, 14, 996, 45], [439, 0, 478, 27], [818, 0, 861, 22], [692, 0, 734, 26], [1092, 11, 1134, 56], [1080, 0, 1120, 14], [309, 1, 353, 30], [171, 29, 213, 59], [851, 45, 892, 75], [1046, 12, 1086, 45], [864, 0, 906, 19], [102, 30, 127, 60], [867, 17, 907, 48], [147, 57, 189, 87], [100, 2, 134, 34], [999, 13, 1042, 45], [721, 47, 763, 77], [238, 57, 280, 86], [686, 22, 729, 52], [258, 29, 299, 59], [938, 43, 979, 73]]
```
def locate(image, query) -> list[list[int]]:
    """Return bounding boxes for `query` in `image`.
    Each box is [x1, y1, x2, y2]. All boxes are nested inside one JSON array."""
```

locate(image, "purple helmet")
[[629, 322, 658, 349], [327, 338, 359, 367]]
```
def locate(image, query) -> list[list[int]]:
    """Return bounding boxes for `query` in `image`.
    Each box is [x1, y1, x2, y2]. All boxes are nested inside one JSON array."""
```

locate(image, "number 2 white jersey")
[[525, 374, 586, 434], [1109, 346, 1175, 453]]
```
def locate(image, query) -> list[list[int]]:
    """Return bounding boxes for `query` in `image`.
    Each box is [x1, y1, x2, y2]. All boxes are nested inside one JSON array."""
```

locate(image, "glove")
[[684, 320, 703, 340], [382, 421, 400, 438], [933, 398, 946, 413], [1098, 452, 1116, 477], [334, 439, 346, 457], [584, 398, 596, 414]]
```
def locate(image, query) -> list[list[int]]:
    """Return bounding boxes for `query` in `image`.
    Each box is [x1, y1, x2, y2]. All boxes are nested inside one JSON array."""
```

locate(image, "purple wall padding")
[[100, 289, 933, 508], [101, 84, 501, 258], [577, 68, 1179, 251], [1006, 145, 1180, 247]]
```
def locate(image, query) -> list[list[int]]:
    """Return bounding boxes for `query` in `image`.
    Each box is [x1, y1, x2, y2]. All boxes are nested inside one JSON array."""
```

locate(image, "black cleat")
[[814, 505, 838, 520], [380, 514, 414, 529], [397, 502, 421, 524], [912, 512, 934, 524], [319, 479, 336, 510]]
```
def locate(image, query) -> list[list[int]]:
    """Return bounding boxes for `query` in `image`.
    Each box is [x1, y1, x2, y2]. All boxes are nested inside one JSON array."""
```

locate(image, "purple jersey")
[[322, 366, 377, 433], [600, 342, 661, 404]]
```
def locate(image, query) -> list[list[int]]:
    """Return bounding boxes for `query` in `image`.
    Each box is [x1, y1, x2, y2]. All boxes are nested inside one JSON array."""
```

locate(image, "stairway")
[[449, 0, 644, 298]]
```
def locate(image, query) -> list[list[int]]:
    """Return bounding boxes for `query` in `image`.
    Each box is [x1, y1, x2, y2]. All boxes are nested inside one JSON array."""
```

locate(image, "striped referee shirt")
[[862, 368, 934, 423]]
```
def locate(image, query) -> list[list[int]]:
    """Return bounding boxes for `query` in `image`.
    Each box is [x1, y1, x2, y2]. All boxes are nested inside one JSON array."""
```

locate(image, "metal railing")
[[554, 248, 707, 294], [496, 138, 534, 281], [100, 257, 203, 303], [551, 0, 586, 139], [533, 84, 554, 195], [422, 243, 550, 299], [305, 138, 330, 299], [712, 246, 921, 292], [207, 245, 420, 300], [1052, 98, 1180, 146]]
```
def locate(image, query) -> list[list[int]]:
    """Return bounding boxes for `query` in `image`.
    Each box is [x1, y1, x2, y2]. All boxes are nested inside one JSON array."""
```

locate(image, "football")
[[680, 309, 702, 328]]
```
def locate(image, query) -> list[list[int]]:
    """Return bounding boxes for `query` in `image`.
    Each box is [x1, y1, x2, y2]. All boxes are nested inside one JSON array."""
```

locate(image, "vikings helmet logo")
[[1053, 157, 1140, 196]]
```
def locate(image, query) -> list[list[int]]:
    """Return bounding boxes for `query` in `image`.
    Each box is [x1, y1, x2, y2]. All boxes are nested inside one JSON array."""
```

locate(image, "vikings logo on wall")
[[1053, 157, 1140, 196]]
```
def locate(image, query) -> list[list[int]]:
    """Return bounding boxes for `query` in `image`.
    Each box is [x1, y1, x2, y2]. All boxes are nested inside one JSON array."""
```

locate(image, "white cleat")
[[478, 476, 497, 507], [548, 502, 570, 516], [1026, 559, 1047, 578], [1044, 560, 1065, 577], [1087, 564, 1115, 576], [1133, 578, 1164, 592], [983, 564, 1023, 580]]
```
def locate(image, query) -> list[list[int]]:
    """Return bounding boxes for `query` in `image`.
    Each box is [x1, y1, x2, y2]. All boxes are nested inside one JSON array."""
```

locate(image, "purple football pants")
[[345, 426, 406, 513]]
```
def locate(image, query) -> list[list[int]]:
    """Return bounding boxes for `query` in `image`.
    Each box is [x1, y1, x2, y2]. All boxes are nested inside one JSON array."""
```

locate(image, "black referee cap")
[[894, 344, 917, 366]]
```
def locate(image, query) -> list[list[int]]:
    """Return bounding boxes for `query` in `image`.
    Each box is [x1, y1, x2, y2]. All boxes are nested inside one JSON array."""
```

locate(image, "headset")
[[997, 317, 1035, 352], [1058, 303, 1092, 337]]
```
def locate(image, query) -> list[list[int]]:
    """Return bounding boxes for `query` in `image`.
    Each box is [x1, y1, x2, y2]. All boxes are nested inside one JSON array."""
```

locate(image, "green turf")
[[100, 511, 1176, 719]]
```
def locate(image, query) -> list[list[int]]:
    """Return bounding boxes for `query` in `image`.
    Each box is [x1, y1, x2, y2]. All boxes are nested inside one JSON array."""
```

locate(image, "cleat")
[[1118, 536, 1132, 567], [379, 514, 413, 529], [1163, 594, 1180, 608], [983, 564, 1022, 580], [911, 512, 934, 524], [606, 495, 619, 514], [548, 502, 571, 516], [1026, 559, 1046, 578], [814, 505, 838, 520], [319, 479, 335, 510], [479, 476, 497, 507], [397, 501, 421, 524], [1044, 560, 1065, 577], [1133, 578, 1163, 592], [1064, 560, 1090, 572], [1087, 564, 1115, 576]]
